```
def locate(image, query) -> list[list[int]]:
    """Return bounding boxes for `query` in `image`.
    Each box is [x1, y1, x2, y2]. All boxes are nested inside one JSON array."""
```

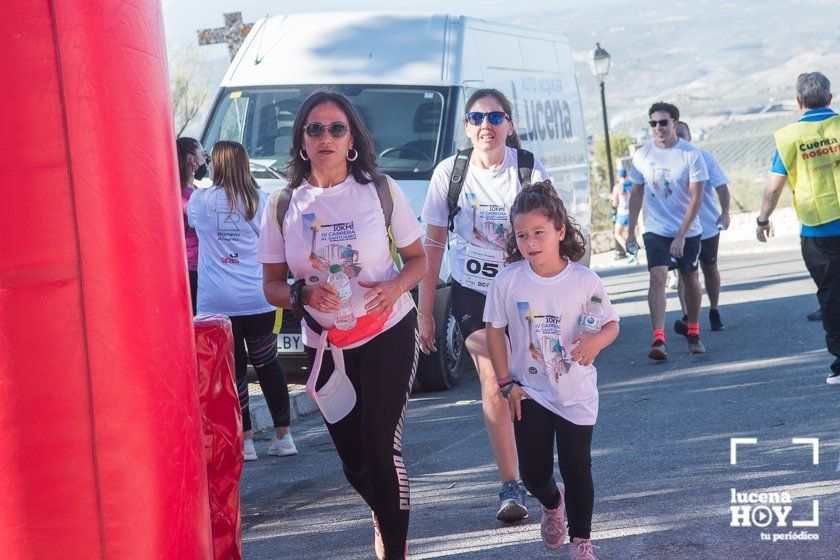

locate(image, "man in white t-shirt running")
[[672, 121, 731, 334], [627, 102, 709, 360]]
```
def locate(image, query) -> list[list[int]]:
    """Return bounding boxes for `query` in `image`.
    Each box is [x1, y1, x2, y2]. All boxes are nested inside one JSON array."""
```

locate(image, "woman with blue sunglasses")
[[419, 88, 548, 523]]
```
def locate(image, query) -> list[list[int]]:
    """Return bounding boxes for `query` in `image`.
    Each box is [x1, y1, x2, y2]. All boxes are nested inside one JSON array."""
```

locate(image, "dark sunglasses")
[[466, 111, 509, 126], [649, 119, 672, 128], [304, 122, 349, 138]]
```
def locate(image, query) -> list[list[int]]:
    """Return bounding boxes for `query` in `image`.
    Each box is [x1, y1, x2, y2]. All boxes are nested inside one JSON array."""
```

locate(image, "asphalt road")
[[240, 238, 839, 560]]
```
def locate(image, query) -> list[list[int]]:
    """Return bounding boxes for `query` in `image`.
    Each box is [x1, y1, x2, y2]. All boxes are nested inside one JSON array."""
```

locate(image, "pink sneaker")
[[568, 539, 598, 560], [540, 482, 567, 550]]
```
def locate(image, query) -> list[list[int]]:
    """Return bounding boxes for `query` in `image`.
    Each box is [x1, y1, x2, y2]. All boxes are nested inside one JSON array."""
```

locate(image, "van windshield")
[[202, 85, 447, 181]]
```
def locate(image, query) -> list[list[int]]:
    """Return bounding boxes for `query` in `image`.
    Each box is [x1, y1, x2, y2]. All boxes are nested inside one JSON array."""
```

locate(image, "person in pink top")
[[176, 137, 208, 314]]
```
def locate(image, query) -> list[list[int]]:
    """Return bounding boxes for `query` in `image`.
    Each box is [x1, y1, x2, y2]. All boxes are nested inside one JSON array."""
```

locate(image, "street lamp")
[[589, 43, 615, 191]]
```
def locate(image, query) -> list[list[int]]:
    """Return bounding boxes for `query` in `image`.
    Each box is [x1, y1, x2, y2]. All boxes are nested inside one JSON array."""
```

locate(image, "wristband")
[[497, 375, 515, 388], [289, 279, 306, 320], [501, 383, 518, 398], [756, 217, 770, 227]]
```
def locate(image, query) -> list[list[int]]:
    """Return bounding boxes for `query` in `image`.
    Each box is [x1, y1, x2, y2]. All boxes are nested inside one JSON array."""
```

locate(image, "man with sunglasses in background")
[[757, 72, 840, 385], [627, 102, 708, 360]]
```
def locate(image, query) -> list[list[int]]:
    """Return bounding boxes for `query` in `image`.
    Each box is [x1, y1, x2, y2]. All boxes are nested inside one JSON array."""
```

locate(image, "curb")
[[249, 386, 320, 436]]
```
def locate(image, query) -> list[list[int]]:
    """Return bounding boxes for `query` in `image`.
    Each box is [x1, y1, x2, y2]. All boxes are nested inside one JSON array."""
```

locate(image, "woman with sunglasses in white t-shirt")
[[258, 91, 426, 560], [419, 89, 549, 523]]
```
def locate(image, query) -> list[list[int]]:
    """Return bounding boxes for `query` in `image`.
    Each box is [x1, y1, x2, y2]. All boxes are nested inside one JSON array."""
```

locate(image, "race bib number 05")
[[461, 244, 505, 292]]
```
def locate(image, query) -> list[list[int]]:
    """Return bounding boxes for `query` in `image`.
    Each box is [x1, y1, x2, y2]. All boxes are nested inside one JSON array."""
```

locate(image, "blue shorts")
[[643, 232, 701, 274], [615, 214, 629, 226], [699, 234, 720, 266]]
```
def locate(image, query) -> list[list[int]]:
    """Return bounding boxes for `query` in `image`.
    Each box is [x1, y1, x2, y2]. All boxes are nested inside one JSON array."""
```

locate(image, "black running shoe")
[[674, 315, 688, 337], [709, 309, 725, 331], [807, 309, 822, 322]]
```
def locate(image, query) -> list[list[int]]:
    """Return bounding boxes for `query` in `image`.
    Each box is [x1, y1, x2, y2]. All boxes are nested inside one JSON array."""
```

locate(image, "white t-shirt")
[[421, 146, 548, 293], [186, 187, 275, 316], [483, 260, 619, 426], [698, 149, 729, 240], [257, 175, 424, 349], [629, 139, 708, 238]]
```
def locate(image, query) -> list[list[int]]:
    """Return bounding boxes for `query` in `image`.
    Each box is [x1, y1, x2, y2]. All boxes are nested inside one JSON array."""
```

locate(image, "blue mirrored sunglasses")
[[466, 111, 509, 126]]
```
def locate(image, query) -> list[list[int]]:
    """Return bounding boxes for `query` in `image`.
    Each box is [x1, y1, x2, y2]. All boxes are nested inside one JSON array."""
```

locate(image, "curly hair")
[[285, 90, 378, 188], [504, 180, 587, 264]]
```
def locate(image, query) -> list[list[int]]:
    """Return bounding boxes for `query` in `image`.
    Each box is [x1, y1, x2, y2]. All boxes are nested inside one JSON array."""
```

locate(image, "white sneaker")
[[267, 434, 298, 457], [244, 439, 258, 461], [827, 372, 840, 385]]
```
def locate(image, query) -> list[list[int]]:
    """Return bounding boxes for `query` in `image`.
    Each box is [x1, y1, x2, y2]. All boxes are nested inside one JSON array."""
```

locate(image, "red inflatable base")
[[195, 315, 243, 560]]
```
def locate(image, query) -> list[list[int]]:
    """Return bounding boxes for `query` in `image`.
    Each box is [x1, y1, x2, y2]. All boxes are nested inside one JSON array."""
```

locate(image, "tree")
[[169, 44, 209, 137]]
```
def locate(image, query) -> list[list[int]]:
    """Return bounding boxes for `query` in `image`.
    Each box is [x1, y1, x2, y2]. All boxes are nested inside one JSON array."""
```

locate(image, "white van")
[[200, 12, 591, 390]]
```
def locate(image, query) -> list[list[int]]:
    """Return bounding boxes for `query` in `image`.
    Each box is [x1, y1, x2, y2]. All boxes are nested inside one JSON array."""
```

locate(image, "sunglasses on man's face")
[[304, 122, 349, 139], [649, 119, 672, 128], [466, 111, 510, 126]]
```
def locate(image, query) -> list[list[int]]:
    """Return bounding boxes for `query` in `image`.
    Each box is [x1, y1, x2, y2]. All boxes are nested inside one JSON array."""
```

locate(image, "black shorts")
[[450, 280, 488, 340], [643, 232, 701, 274], [699, 234, 720, 267]]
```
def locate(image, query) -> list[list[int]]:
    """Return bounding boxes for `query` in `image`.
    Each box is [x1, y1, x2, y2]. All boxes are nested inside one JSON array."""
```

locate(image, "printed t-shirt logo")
[[464, 192, 510, 250], [517, 301, 572, 381], [649, 166, 673, 199], [302, 213, 361, 283]]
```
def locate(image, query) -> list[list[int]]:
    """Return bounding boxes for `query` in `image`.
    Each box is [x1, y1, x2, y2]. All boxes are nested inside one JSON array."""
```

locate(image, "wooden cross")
[[197, 12, 254, 60]]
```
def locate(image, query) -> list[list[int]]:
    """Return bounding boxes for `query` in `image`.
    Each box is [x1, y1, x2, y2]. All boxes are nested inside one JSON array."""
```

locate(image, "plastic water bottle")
[[579, 297, 604, 334], [626, 241, 639, 255], [327, 264, 357, 330]]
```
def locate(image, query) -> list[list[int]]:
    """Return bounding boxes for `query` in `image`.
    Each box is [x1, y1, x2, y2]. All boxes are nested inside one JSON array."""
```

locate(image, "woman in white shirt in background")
[[187, 140, 296, 461], [419, 88, 549, 522]]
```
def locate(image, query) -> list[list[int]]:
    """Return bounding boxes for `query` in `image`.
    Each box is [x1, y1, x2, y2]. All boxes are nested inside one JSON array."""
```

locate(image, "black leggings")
[[188, 270, 198, 315], [305, 311, 419, 559], [514, 400, 594, 540], [229, 311, 290, 432]]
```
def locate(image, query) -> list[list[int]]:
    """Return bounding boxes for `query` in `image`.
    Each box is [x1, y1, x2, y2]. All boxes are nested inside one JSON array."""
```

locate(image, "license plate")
[[277, 334, 303, 353]]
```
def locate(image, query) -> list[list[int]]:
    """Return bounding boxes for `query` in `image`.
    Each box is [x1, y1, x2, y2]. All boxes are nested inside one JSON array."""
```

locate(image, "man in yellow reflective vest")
[[757, 72, 840, 385]]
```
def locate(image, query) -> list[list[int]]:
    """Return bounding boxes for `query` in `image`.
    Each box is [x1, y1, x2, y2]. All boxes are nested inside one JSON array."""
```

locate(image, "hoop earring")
[[299, 149, 309, 161], [346, 148, 358, 162]]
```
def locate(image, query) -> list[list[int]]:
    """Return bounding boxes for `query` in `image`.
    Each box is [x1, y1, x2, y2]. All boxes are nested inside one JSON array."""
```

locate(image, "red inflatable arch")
[[0, 1, 212, 558]]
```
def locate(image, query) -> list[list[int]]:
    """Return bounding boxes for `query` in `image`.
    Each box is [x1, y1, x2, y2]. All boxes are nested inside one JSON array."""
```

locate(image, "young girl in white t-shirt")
[[484, 181, 619, 560]]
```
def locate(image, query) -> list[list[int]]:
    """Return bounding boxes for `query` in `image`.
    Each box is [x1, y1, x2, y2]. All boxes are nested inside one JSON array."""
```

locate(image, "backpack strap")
[[373, 174, 402, 271], [269, 187, 294, 335], [446, 148, 473, 232], [272, 186, 294, 234], [373, 173, 394, 229], [516, 148, 535, 186]]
